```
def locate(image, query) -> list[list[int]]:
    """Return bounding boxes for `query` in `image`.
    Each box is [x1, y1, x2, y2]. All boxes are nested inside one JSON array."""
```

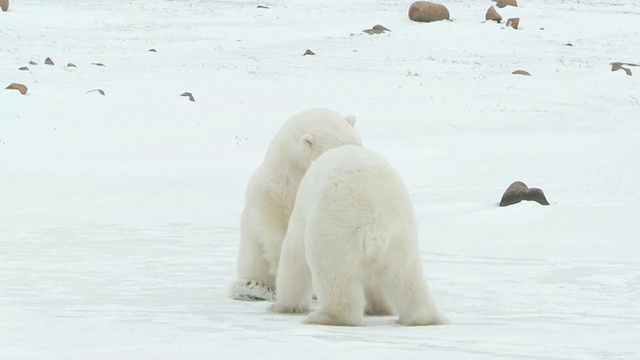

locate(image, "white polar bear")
[[269, 145, 445, 326], [229, 108, 362, 301]]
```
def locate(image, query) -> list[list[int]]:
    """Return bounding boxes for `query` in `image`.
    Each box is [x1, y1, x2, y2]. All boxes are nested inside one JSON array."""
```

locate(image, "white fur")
[[230, 108, 362, 300], [270, 145, 445, 326]]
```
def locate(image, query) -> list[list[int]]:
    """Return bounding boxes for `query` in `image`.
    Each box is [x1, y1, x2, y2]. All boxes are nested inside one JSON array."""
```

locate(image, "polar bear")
[[269, 145, 445, 326], [229, 108, 362, 301]]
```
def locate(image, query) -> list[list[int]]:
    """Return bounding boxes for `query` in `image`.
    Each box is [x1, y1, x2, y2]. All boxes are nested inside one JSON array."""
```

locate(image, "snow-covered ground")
[[2, 0, 639, 359]]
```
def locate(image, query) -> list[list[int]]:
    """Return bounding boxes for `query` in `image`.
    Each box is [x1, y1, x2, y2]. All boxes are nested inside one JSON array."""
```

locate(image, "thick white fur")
[[270, 145, 445, 326], [230, 108, 362, 300]]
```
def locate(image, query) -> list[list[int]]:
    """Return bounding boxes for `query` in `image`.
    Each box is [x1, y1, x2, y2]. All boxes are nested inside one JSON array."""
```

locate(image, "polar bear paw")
[[229, 280, 276, 301], [268, 301, 309, 314], [304, 310, 363, 326]]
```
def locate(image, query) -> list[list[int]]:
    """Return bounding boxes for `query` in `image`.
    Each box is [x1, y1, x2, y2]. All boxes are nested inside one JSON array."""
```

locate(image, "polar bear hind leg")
[[364, 284, 395, 316], [269, 212, 313, 313], [303, 226, 366, 326], [381, 261, 444, 326]]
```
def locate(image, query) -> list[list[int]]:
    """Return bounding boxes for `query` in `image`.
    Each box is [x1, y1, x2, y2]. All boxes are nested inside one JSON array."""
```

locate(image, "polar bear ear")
[[345, 115, 356, 127], [300, 134, 314, 148]]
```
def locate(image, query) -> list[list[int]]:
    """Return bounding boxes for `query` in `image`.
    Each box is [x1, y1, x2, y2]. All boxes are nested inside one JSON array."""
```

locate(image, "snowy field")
[[2, 0, 640, 359]]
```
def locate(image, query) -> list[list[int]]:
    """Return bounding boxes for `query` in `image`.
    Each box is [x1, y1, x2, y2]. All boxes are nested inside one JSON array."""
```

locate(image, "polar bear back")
[[295, 144, 419, 259]]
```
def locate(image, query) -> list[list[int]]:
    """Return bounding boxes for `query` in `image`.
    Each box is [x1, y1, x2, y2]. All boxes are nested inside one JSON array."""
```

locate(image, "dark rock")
[[500, 181, 550, 207]]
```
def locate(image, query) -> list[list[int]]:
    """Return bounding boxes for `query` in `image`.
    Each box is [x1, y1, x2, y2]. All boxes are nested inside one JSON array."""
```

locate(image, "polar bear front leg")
[[230, 208, 279, 301], [269, 214, 313, 314]]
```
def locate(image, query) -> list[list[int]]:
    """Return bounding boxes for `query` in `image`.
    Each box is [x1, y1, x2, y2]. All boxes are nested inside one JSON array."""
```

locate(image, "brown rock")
[[512, 70, 531, 76], [1, 0, 8, 12], [303, 49, 316, 56], [363, 24, 391, 34], [408, 1, 450, 23], [5, 83, 27, 95], [611, 63, 632, 76], [611, 62, 638, 67], [495, 0, 517, 8], [485, 6, 502, 23], [67, 63, 77, 68], [506, 17, 520, 29], [180, 92, 195, 102], [44, 57, 55, 65], [499, 181, 550, 207]]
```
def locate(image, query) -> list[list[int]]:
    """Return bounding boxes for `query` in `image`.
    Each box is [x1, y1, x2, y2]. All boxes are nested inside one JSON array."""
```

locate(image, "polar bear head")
[[267, 108, 362, 171]]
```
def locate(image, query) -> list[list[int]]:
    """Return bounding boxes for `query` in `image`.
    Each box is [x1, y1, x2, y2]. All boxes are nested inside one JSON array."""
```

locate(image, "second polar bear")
[[270, 145, 445, 326], [229, 108, 362, 301]]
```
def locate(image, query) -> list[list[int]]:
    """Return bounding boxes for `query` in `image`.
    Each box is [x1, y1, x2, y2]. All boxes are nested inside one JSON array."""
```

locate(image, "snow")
[[1, 0, 639, 358]]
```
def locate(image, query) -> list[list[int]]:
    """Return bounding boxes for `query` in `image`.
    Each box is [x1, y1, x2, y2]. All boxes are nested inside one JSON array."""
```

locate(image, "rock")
[[512, 70, 531, 76], [29, 60, 37, 65], [67, 63, 77, 68], [86, 89, 106, 95], [5, 83, 27, 95], [180, 92, 195, 102], [408, 1, 450, 23], [506, 17, 520, 29], [1, 0, 8, 12], [303, 49, 316, 56], [148, 48, 157, 52], [44, 57, 55, 65], [499, 181, 550, 207], [611, 63, 633, 76], [91, 62, 106, 67], [485, 6, 502, 23], [495, 0, 517, 8], [19, 66, 29, 71], [363, 24, 391, 34]]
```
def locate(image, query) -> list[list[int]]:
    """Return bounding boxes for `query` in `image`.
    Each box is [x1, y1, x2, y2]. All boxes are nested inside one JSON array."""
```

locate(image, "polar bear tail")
[[358, 225, 390, 258]]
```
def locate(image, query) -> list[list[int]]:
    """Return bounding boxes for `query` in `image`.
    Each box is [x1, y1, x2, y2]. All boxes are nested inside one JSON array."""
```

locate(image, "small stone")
[[44, 57, 55, 65], [29, 60, 37, 65], [611, 63, 632, 76], [0, 0, 8, 12], [5, 83, 28, 95], [512, 70, 531, 76], [499, 181, 549, 207], [19, 66, 29, 71], [91, 62, 106, 67], [303, 49, 316, 56], [363, 24, 391, 34], [485, 6, 502, 23], [180, 92, 195, 102], [495, 0, 517, 8], [86, 89, 106, 95], [408, 1, 450, 23], [67, 63, 77, 68], [257, 5, 269, 9], [148, 48, 157, 52], [506, 17, 520, 29]]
